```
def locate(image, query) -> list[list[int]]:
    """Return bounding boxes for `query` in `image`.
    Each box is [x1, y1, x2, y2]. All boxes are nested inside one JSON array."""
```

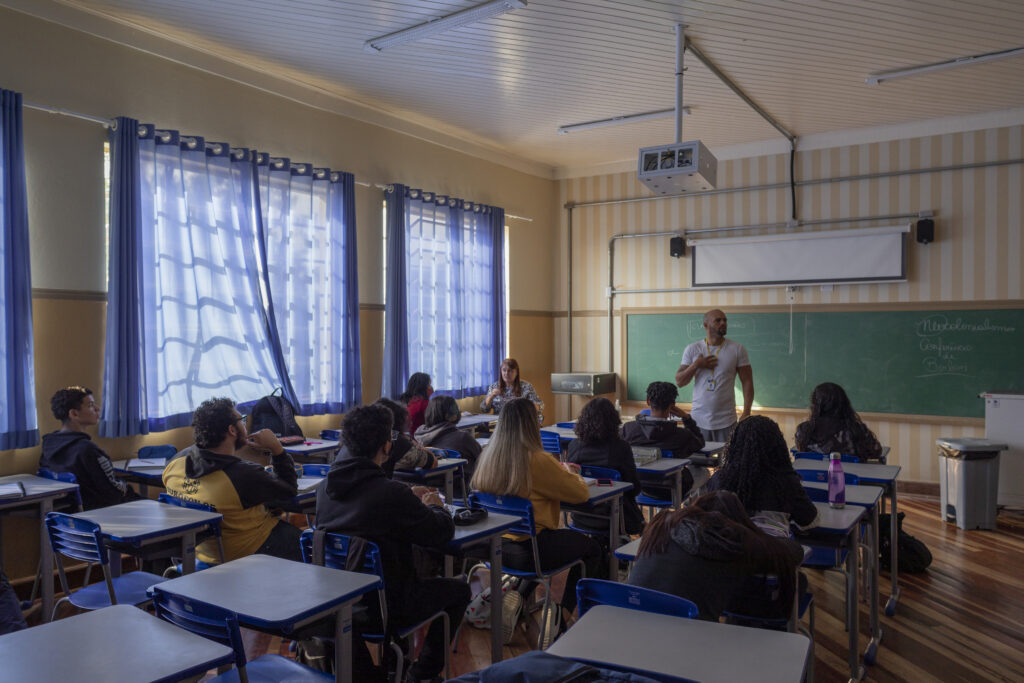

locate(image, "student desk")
[[793, 457, 903, 616], [112, 459, 166, 496], [800, 501, 867, 682], [446, 511, 521, 664], [0, 603, 234, 682], [548, 604, 810, 683], [456, 413, 499, 434], [561, 481, 634, 578], [0, 473, 79, 622], [283, 439, 340, 463], [804, 481, 885, 666], [154, 554, 379, 682], [635, 457, 691, 509], [70, 498, 222, 574], [394, 457, 468, 501]]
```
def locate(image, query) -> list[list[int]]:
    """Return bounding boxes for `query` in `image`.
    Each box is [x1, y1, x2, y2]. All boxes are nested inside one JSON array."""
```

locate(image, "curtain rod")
[[357, 181, 532, 222], [23, 101, 534, 222]]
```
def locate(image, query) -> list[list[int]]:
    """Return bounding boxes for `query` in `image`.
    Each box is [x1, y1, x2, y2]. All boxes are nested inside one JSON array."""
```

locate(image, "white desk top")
[[0, 604, 233, 682], [700, 440, 727, 455], [807, 500, 866, 534], [636, 457, 690, 475], [0, 474, 78, 508], [614, 538, 640, 561], [448, 511, 521, 547], [154, 554, 380, 628], [543, 425, 577, 440], [803, 481, 884, 508], [111, 459, 165, 479], [548, 605, 809, 683], [562, 481, 634, 508], [792, 457, 901, 483], [70, 498, 221, 542], [457, 413, 499, 428], [398, 457, 467, 476], [283, 439, 340, 455]]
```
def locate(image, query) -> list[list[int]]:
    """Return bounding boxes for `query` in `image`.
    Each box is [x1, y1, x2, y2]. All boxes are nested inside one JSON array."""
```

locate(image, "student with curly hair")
[[564, 397, 644, 535], [710, 415, 818, 535], [399, 372, 433, 435], [628, 490, 804, 621], [375, 397, 436, 477], [795, 382, 883, 462]]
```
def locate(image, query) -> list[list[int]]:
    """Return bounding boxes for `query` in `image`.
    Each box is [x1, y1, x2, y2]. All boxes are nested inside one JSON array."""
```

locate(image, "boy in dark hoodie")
[[621, 381, 707, 502], [162, 397, 300, 563], [39, 386, 141, 510], [316, 404, 470, 683]]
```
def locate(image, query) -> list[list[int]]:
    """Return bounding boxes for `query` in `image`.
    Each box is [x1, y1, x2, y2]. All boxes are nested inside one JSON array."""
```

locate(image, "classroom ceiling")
[[34, 0, 1024, 176]]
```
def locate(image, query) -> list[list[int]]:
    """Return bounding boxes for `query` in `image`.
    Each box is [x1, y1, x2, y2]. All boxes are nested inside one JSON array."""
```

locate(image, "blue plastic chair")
[[792, 449, 860, 463], [44, 512, 165, 620], [637, 409, 651, 416], [36, 468, 83, 509], [720, 577, 815, 678], [150, 586, 330, 682], [467, 492, 586, 649], [795, 468, 861, 486], [139, 444, 178, 461], [300, 463, 330, 477], [320, 429, 340, 441], [567, 467, 626, 541], [539, 430, 562, 457], [575, 578, 698, 619], [157, 493, 224, 575], [299, 529, 448, 681], [556, 422, 575, 429]]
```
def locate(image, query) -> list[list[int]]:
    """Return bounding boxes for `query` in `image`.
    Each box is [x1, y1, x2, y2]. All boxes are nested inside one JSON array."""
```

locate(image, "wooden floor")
[[224, 496, 1024, 681]]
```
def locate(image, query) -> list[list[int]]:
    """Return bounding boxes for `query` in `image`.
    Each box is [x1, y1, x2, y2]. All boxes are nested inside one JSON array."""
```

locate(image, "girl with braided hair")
[[795, 382, 883, 462], [711, 415, 818, 534]]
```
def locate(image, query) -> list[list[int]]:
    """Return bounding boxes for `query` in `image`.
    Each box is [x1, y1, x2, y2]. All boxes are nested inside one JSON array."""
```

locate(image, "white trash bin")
[[936, 437, 1007, 530]]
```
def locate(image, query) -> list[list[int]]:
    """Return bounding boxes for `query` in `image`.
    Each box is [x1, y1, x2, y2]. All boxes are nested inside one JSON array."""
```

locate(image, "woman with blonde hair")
[[470, 398, 601, 645]]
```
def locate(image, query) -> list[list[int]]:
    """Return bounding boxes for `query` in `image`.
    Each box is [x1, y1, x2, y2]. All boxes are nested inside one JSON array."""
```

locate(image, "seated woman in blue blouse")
[[480, 357, 544, 421]]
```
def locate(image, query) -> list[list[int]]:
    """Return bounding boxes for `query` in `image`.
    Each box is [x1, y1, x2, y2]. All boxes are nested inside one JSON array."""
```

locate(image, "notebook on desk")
[[126, 458, 167, 469], [0, 481, 26, 500]]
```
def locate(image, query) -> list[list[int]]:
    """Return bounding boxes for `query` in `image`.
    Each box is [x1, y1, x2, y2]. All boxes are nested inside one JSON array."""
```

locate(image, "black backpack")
[[249, 388, 304, 438], [879, 511, 932, 573]]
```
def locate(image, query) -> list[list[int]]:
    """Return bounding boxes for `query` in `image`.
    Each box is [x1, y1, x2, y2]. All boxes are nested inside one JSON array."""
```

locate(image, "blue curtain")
[[0, 88, 37, 450], [381, 183, 409, 399], [101, 122, 294, 436], [256, 157, 361, 415], [383, 185, 506, 399]]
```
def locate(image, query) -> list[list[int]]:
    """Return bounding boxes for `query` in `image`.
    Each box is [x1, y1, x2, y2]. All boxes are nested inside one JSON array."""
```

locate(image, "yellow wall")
[[0, 8, 560, 573], [555, 127, 1024, 483]]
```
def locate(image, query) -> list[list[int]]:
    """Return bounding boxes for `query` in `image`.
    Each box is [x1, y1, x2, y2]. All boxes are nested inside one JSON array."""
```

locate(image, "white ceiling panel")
[[19, 0, 1024, 175]]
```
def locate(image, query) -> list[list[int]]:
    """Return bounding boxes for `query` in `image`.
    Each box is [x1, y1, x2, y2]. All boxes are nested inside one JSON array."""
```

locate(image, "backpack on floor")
[[250, 388, 304, 438], [879, 511, 932, 573]]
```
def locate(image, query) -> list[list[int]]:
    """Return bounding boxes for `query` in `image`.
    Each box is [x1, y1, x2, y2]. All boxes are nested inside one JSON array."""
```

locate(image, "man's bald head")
[[703, 309, 728, 339]]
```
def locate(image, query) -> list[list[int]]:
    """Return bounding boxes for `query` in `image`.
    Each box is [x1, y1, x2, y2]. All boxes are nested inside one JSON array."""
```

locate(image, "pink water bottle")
[[828, 452, 846, 509]]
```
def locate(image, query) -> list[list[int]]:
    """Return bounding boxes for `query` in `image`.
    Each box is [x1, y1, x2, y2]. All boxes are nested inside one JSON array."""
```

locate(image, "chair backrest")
[[791, 449, 858, 463], [298, 529, 384, 578], [579, 465, 621, 481], [45, 512, 109, 565], [37, 468, 83, 508], [794, 468, 861, 486], [539, 430, 561, 456], [638, 408, 651, 416], [802, 486, 828, 503], [320, 429, 340, 441], [139, 444, 178, 461], [576, 579, 698, 620], [468, 492, 536, 538], [556, 421, 575, 429], [661, 449, 675, 459], [300, 463, 330, 477], [150, 587, 248, 674]]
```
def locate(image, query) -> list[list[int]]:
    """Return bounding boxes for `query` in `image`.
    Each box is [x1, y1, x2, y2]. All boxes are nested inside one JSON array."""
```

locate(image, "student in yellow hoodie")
[[470, 398, 600, 646]]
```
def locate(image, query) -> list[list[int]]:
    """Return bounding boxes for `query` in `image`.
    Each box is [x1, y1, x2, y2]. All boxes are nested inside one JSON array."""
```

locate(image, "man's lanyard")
[[704, 338, 724, 391], [705, 338, 724, 358]]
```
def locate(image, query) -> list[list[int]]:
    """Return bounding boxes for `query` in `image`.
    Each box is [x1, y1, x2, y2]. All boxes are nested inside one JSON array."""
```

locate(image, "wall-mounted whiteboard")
[[689, 225, 910, 288]]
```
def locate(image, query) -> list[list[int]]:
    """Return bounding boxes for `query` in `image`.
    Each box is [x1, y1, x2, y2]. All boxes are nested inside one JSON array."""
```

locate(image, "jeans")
[[254, 519, 303, 562]]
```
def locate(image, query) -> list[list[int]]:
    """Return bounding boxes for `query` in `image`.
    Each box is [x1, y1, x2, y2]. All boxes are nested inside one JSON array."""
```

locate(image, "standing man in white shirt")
[[675, 309, 754, 442]]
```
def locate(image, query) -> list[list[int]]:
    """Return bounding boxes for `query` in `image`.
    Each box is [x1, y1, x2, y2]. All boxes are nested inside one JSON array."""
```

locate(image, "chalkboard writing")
[[626, 309, 1024, 417]]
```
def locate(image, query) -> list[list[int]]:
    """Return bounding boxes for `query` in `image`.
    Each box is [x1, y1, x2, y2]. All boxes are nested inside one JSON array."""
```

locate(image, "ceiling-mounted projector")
[[637, 140, 717, 194]]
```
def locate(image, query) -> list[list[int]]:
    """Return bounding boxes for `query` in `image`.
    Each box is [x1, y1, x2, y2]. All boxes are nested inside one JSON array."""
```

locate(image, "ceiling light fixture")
[[866, 45, 1024, 84], [556, 107, 690, 135], [364, 0, 527, 53]]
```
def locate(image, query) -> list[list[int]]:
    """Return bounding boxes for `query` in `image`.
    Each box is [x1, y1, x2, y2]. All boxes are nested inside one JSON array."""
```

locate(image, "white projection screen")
[[690, 225, 910, 288]]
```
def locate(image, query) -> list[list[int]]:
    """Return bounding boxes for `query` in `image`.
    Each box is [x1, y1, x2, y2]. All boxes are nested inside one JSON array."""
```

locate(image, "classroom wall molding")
[[31, 288, 106, 302]]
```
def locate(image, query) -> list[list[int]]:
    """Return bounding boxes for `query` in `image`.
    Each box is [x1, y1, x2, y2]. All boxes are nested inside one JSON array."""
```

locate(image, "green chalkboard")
[[625, 308, 1024, 418]]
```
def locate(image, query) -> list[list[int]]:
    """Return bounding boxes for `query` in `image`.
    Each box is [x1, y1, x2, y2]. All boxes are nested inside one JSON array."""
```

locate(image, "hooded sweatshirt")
[[620, 415, 707, 501], [162, 445, 298, 564], [315, 454, 455, 616], [39, 430, 141, 510], [794, 416, 883, 462], [414, 421, 482, 482], [628, 512, 802, 620]]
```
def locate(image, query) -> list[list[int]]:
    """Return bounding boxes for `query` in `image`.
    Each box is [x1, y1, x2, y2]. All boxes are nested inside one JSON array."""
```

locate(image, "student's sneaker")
[[501, 590, 524, 644], [538, 602, 563, 650]]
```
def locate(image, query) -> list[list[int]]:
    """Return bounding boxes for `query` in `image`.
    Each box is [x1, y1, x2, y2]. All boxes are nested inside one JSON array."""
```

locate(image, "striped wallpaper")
[[554, 124, 1024, 483]]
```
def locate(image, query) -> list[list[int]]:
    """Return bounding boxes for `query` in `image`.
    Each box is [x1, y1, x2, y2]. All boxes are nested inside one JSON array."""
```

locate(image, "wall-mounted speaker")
[[916, 219, 934, 244], [670, 236, 686, 257]]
